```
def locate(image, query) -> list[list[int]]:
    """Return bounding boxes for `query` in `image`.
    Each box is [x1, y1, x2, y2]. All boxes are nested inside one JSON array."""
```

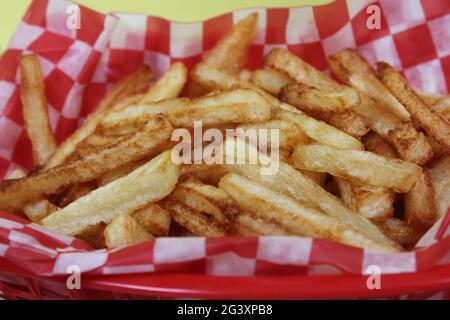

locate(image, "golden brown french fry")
[[43, 66, 155, 170], [236, 214, 292, 236], [250, 68, 292, 95], [237, 120, 310, 151], [221, 138, 399, 248], [379, 218, 421, 249], [131, 203, 171, 237], [97, 159, 148, 187], [290, 144, 422, 193], [280, 83, 354, 113], [99, 89, 271, 135], [362, 132, 399, 159], [19, 55, 56, 166], [219, 173, 399, 252], [41, 150, 180, 236], [275, 109, 364, 150], [328, 49, 410, 121], [0, 116, 173, 212], [429, 155, 450, 218], [162, 199, 229, 237], [23, 199, 58, 223], [140, 62, 188, 103], [203, 12, 258, 73], [353, 94, 432, 165], [308, 109, 370, 138], [180, 164, 229, 186], [67, 134, 132, 162], [335, 178, 393, 222], [172, 179, 242, 225], [404, 169, 438, 234], [104, 213, 154, 249], [378, 62, 450, 154]]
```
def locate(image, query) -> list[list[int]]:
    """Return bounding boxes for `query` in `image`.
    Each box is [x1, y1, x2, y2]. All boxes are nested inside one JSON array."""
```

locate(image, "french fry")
[[221, 138, 399, 248], [97, 159, 148, 187], [236, 214, 292, 236], [0, 116, 173, 212], [404, 169, 438, 234], [219, 173, 399, 252], [275, 109, 364, 150], [76, 222, 107, 249], [379, 219, 421, 249], [378, 62, 450, 154], [140, 62, 188, 103], [99, 89, 271, 135], [23, 199, 58, 223], [162, 199, 229, 237], [19, 55, 56, 166], [6, 168, 27, 180], [362, 132, 399, 159], [41, 150, 180, 236], [429, 156, 450, 218], [131, 203, 171, 237], [172, 179, 242, 225], [290, 144, 422, 192], [250, 68, 292, 95], [43, 65, 155, 170], [59, 181, 98, 208], [335, 178, 393, 222], [203, 12, 258, 73], [280, 83, 354, 113], [352, 94, 432, 165], [237, 120, 310, 151], [104, 213, 154, 249], [67, 134, 132, 162], [308, 109, 370, 138], [328, 49, 410, 121]]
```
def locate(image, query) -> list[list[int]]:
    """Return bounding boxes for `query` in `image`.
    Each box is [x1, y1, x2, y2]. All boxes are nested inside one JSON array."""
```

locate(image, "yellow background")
[[0, 0, 331, 50]]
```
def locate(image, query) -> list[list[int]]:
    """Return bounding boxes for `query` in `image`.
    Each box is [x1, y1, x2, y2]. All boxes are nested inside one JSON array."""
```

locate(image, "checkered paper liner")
[[0, 0, 449, 279]]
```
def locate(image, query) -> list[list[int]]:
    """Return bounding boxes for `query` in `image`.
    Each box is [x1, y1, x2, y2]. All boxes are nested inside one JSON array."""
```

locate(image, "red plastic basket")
[[1, 0, 450, 300]]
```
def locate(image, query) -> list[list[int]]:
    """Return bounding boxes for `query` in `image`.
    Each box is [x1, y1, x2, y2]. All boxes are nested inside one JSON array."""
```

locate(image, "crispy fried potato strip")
[[429, 156, 450, 218], [236, 214, 292, 236], [104, 213, 154, 249], [41, 150, 180, 236], [131, 203, 171, 237], [19, 55, 56, 166]]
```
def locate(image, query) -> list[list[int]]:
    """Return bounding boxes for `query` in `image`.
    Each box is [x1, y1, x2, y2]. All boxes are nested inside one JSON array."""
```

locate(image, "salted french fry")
[[23, 199, 58, 223], [41, 150, 180, 236], [162, 199, 228, 237], [131, 203, 171, 237], [335, 178, 393, 222], [43, 65, 155, 170], [280, 83, 354, 113], [99, 89, 271, 135], [236, 214, 292, 236], [204, 12, 258, 73], [172, 179, 241, 225], [180, 164, 229, 186], [352, 94, 432, 165], [275, 109, 364, 150], [308, 109, 370, 138], [19, 55, 56, 166], [290, 144, 422, 193], [362, 132, 399, 159], [429, 156, 450, 218], [221, 138, 399, 249], [219, 173, 399, 252], [237, 120, 310, 151], [250, 68, 292, 95], [140, 62, 188, 103], [378, 62, 450, 154], [0, 116, 173, 212], [379, 218, 421, 249], [404, 169, 438, 234], [104, 213, 154, 249], [328, 49, 410, 121]]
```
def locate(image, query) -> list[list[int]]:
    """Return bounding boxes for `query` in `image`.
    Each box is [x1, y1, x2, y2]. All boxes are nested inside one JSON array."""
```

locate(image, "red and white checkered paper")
[[0, 0, 449, 280]]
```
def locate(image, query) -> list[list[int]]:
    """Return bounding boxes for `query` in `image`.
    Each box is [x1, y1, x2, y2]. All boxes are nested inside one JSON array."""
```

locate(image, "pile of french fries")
[[1, 13, 449, 253]]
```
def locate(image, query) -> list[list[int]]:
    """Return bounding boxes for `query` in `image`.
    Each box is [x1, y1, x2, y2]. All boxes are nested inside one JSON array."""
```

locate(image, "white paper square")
[[109, 14, 147, 50], [380, 0, 425, 34], [257, 237, 312, 265], [170, 22, 202, 58], [154, 238, 206, 264], [322, 22, 356, 56], [286, 7, 320, 44]]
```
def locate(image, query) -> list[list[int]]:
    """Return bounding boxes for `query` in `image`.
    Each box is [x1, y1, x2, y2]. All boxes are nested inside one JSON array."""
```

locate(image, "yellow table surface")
[[0, 0, 331, 51]]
